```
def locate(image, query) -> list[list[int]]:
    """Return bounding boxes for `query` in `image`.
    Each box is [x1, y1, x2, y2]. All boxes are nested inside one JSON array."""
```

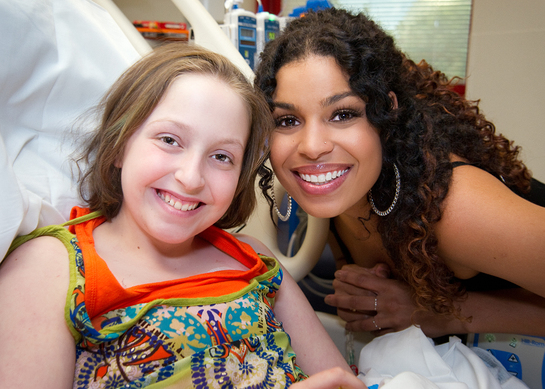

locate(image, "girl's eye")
[[161, 136, 179, 146], [213, 153, 232, 164], [275, 115, 300, 128], [331, 109, 360, 122]]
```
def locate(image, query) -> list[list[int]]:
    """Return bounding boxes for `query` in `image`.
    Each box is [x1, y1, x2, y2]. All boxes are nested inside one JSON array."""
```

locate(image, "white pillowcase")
[[0, 0, 140, 260]]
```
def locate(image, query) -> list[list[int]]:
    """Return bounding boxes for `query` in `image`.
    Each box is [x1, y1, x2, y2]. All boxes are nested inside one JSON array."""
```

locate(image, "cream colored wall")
[[465, 0, 545, 181], [113, 0, 186, 23], [112, 0, 227, 24]]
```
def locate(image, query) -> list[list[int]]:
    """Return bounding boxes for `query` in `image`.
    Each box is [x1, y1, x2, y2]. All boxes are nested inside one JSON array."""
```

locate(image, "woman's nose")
[[296, 123, 334, 160]]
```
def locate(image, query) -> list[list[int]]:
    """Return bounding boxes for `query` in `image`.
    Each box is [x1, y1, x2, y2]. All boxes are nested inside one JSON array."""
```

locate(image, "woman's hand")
[[291, 367, 367, 389], [324, 263, 421, 335]]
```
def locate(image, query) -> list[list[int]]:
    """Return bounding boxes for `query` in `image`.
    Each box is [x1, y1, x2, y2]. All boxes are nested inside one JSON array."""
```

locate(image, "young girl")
[[255, 8, 545, 338], [0, 43, 363, 389]]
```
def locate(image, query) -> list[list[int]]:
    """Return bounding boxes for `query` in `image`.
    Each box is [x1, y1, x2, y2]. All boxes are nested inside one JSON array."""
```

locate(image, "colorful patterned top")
[[8, 207, 307, 389]]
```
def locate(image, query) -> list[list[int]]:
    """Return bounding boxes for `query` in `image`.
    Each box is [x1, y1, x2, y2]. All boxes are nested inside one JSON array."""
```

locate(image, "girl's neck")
[[100, 211, 198, 260], [92, 218, 248, 289]]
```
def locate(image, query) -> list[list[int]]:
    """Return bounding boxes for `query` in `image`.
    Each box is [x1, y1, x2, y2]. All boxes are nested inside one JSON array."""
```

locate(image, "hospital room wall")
[[112, 0, 545, 182], [466, 0, 545, 182]]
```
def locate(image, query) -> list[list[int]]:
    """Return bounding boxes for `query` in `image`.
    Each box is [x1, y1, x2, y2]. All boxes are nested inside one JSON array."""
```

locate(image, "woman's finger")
[[325, 293, 376, 312]]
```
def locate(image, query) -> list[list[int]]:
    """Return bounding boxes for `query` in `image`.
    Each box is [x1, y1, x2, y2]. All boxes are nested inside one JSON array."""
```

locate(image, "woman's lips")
[[292, 167, 351, 195], [297, 168, 349, 185]]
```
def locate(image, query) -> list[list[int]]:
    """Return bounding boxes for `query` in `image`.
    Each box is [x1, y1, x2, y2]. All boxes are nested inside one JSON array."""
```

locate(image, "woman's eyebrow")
[[272, 101, 295, 110], [272, 91, 358, 111], [322, 91, 358, 107]]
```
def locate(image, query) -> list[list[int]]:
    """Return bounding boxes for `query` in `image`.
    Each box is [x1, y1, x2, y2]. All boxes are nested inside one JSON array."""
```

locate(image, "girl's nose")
[[174, 154, 206, 193], [296, 123, 334, 160]]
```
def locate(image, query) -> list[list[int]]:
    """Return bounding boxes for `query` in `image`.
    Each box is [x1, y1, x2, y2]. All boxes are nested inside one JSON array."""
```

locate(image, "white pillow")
[[0, 0, 140, 260]]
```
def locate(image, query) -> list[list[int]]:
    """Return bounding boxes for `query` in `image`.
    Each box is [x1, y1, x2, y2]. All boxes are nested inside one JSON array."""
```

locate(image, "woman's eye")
[[213, 153, 232, 163], [332, 110, 358, 122], [275, 115, 300, 128], [161, 136, 179, 146]]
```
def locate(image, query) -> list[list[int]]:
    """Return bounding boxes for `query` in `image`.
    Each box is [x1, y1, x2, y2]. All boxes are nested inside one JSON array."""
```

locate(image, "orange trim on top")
[[69, 207, 269, 319]]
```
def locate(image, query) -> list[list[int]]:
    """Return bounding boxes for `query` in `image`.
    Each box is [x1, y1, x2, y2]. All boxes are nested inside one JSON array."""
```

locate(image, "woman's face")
[[270, 55, 383, 218]]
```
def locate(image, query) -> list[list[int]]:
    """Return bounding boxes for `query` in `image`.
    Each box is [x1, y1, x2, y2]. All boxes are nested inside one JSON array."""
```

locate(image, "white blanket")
[[358, 326, 528, 389], [0, 0, 139, 260]]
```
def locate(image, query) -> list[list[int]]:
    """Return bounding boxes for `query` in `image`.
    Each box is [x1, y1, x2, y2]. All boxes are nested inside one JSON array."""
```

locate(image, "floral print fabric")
[[10, 220, 307, 389]]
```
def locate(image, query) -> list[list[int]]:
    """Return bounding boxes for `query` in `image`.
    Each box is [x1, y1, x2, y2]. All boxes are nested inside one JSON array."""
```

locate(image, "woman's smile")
[[296, 168, 350, 185]]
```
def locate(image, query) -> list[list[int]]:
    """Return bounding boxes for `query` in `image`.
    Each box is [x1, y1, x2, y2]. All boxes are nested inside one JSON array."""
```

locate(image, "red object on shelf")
[[450, 83, 466, 97], [258, 0, 281, 15], [133, 20, 189, 41], [157, 21, 187, 30]]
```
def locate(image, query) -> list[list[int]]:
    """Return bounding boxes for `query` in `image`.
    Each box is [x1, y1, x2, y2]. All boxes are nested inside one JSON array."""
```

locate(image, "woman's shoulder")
[[436, 161, 545, 283], [445, 160, 530, 210]]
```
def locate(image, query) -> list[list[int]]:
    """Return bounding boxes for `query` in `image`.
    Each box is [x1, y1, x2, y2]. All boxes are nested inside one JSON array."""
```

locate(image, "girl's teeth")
[[299, 169, 348, 184], [157, 191, 198, 211]]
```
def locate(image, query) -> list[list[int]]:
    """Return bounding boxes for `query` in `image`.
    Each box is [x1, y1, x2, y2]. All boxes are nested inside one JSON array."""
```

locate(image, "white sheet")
[[0, 0, 140, 260], [357, 326, 529, 389]]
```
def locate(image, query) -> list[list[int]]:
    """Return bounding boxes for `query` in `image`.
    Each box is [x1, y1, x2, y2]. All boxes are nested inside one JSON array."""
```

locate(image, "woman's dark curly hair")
[[254, 8, 531, 318]]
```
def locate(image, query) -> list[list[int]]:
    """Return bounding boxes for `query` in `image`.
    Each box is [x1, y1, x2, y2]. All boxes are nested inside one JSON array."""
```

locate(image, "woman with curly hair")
[[254, 7, 545, 338]]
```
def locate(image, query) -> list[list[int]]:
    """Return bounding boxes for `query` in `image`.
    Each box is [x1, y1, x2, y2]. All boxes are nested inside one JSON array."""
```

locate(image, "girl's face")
[[270, 55, 383, 218], [116, 74, 250, 246]]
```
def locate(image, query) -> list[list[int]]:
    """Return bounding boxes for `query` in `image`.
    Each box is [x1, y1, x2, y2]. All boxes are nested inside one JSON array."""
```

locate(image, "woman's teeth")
[[157, 191, 199, 211], [299, 169, 348, 184]]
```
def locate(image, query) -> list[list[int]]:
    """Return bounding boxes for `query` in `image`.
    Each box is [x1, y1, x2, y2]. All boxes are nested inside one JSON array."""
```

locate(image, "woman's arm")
[[0, 236, 75, 388], [326, 165, 545, 337], [325, 265, 545, 338], [235, 233, 353, 375]]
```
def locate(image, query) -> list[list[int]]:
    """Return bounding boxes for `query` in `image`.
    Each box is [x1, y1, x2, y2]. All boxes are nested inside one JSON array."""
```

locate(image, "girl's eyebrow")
[[272, 91, 358, 111]]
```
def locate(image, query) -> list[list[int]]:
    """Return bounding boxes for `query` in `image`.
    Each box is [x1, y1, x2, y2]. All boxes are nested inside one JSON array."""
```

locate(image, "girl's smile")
[[156, 189, 200, 212]]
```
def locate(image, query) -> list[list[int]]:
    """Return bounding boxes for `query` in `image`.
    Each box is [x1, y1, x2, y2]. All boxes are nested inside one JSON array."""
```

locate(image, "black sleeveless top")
[[330, 162, 545, 291]]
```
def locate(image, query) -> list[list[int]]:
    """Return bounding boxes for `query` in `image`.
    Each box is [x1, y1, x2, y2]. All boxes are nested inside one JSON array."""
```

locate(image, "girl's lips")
[[156, 189, 202, 212]]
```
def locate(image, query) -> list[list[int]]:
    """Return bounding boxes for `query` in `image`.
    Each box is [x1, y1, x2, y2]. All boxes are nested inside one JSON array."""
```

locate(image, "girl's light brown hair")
[[77, 43, 273, 229]]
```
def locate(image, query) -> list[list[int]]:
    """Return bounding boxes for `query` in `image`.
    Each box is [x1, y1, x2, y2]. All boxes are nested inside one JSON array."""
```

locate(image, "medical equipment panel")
[[469, 332, 545, 389]]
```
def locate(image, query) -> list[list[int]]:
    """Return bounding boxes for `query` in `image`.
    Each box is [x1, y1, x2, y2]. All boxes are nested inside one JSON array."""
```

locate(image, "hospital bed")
[[0, 1, 539, 387]]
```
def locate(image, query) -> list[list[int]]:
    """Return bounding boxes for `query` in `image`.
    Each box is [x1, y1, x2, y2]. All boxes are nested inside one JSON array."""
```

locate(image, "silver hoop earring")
[[368, 163, 400, 217], [270, 174, 292, 222]]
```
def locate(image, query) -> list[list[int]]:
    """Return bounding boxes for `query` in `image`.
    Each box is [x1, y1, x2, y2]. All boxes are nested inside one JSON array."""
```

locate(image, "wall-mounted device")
[[221, 0, 257, 70], [255, 1, 279, 66]]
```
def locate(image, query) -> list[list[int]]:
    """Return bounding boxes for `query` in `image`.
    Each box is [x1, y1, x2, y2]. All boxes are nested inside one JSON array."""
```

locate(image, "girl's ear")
[[114, 155, 123, 169], [388, 91, 398, 110]]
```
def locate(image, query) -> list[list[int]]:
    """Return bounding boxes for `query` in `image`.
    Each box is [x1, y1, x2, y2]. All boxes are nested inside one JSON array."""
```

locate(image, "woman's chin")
[[296, 202, 344, 219]]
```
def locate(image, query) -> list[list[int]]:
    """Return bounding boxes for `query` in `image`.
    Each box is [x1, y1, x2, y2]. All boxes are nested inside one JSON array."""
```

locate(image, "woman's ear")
[[388, 91, 398, 110]]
